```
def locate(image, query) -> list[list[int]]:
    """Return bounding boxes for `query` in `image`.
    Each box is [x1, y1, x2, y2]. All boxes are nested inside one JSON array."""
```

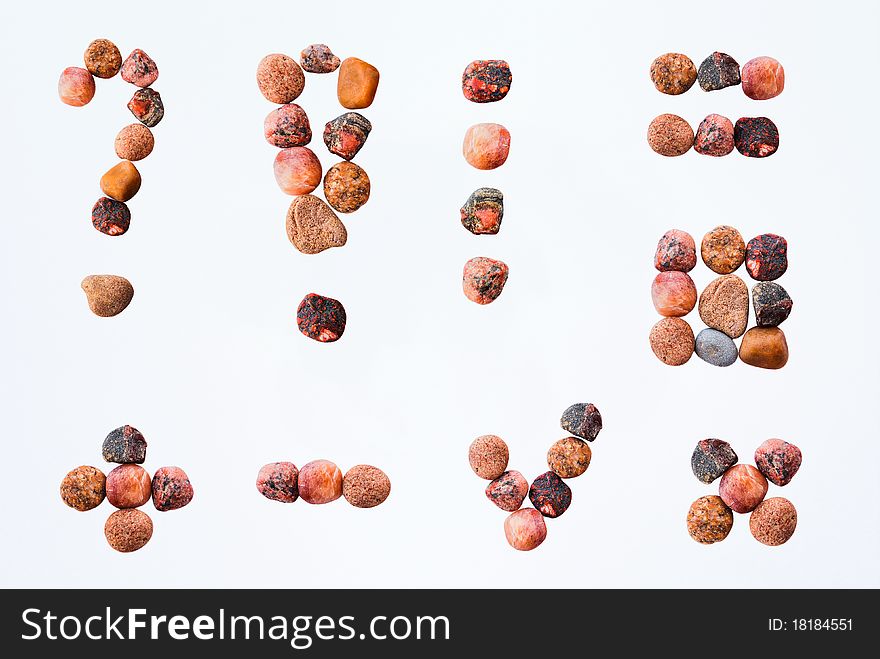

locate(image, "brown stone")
[[701, 225, 745, 274], [649, 317, 694, 366], [337, 57, 379, 109], [547, 437, 592, 479], [323, 161, 370, 214], [342, 465, 391, 508], [651, 271, 696, 317], [114, 124, 154, 161], [650, 53, 697, 95], [81, 275, 134, 317], [687, 495, 733, 544], [256, 54, 304, 103], [285, 194, 347, 254], [60, 465, 106, 511], [750, 497, 797, 546], [739, 327, 789, 369], [468, 435, 509, 480], [698, 275, 749, 338], [104, 509, 153, 552], [84, 39, 122, 79], [100, 161, 141, 202], [647, 114, 693, 156]]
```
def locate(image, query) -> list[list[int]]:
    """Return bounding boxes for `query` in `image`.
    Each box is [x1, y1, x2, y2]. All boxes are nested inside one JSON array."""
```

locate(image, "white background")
[[1, 0, 877, 588]]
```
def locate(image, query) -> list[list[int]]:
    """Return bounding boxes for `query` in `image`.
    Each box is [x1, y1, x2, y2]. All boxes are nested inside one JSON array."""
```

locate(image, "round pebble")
[[461, 188, 503, 235], [559, 403, 602, 441], [694, 328, 738, 367], [698, 275, 749, 338], [462, 257, 509, 305], [734, 117, 779, 158], [754, 439, 802, 486], [84, 39, 122, 79], [697, 52, 741, 91], [719, 464, 768, 514], [691, 439, 738, 484], [337, 57, 380, 109], [647, 114, 693, 156], [128, 88, 164, 127], [102, 425, 147, 464], [114, 124, 154, 161], [81, 275, 134, 317], [694, 114, 735, 157], [463, 123, 511, 170], [746, 233, 788, 281], [462, 59, 512, 103], [286, 194, 347, 254], [106, 464, 151, 509], [649, 317, 694, 366], [151, 466, 194, 511], [256, 462, 299, 503], [324, 161, 371, 213], [274, 146, 322, 196], [485, 471, 528, 512], [652, 271, 697, 317], [264, 104, 312, 148], [701, 225, 745, 274], [91, 197, 131, 236], [58, 67, 95, 107], [687, 495, 733, 544], [105, 509, 153, 552], [740, 327, 789, 369], [121, 49, 159, 87], [654, 229, 696, 272], [60, 465, 106, 511], [547, 437, 592, 478], [298, 460, 343, 504], [753, 282, 793, 327], [504, 508, 547, 551], [300, 44, 341, 74], [529, 471, 572, 518], [323, 112, 372, 161], [650, 53, 697, 95], [749, 497, 797, 546], [343, 465, 391, 508], [256, 54, 305, 103], [468, 435, 509, 480], [100, 160, 141, 202], [297, 293, 346, 343], [741, 56, 784, 100]]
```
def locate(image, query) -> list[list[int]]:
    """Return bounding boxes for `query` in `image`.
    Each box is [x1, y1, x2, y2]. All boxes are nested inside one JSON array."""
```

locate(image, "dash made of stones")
[[650, 52, 784, 100]]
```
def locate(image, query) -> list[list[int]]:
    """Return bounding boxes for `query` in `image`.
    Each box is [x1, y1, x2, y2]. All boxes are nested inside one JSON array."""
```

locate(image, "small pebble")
[[343, 465, 391, 508], [694, 114, 735, 157], [105, 509, 153, 552], [84, 39, 122, 79], [274, 146, 322, 196], [647, 114, 693, 157], [461, 188, 503, 235], [740, 327, 789, 369], [462, 257, 509, 304], [298, 460, 343, 504], [691, 439, 738, 484], [106, 464, 152, 509], [698, 274, 749, 338], [285, 194, 347, 254], [91, 197, 131, 236], [734, 117, 779, 158], [264, 104, 312, 148], [81, 275, 134, 317], [485, 470, 528, 512], [749, 497, 797, 546], [719, 464, 768, 513], [462, 59, 512, 103], [529, 471, 572, 518], [151, 466, 194, 511], [114, 124, 154, 161], [559, 403, 602, 442], [323, 112, 371, 161], [60, 465, 106, 511], [300, 44, 341, 74], [324, 161, 371, 213], [297, 293, 346, 343], [504, 508, 547, 551], [753, 282, 793, 327], [337, 57, 380, 109], [654, 229, 696, 272], [121, 49, 159, 87], [100, 160, 141, 202], [256, 462, 299, 503], [649, 317, 694, 366], [468, 435, 509, 480], [651, 271, 697, 317], [741, 56, 785, 100], [701, 225, 745, 274], [547, 437, 592, 478], [754, 439, 802, 486], [256, 54, 305, 103], [694, 328, 739, 367], [102, 425, 147, 464], [746, 233, 788, 281], [463, 123, 511, 170], [58, 67, 95, 106], [128, 88, 164, 127], [650, 53, 697, 95], [687, 495, 733, 544], [697, 52, 741, 91]]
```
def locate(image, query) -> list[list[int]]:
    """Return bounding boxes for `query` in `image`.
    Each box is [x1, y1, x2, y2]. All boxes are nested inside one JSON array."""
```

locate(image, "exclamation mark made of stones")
[[460, 60, 512, 304], [59, 39, 164, 317]]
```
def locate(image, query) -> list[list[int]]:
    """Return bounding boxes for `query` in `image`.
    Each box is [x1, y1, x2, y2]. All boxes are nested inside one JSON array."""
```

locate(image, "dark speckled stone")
[[102, 425, 147, 464], [697, 52, 741, 91], [691, 438, 738, 484], [528, 471, 572, 518], [560, 403, 602, 441], [753, 282, 793, 326]]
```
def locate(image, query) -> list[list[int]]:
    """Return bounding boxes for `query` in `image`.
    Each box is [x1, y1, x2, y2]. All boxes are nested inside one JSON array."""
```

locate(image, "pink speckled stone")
[[121, 49, 159, 87], [652, 271, 697, 317], [463, 257, 509, 304], [298, 460, 343, 504], [741, 57, 785, 100], [58, 67, 95, 106], [274, 147, 322, 195], [463, 123, 510, 170], [754, 439, 802, 486], [719, 464, 768, 514], [151, 466, 194, 511], [503, 508, 547, 551], [256, 462, 299, 503]]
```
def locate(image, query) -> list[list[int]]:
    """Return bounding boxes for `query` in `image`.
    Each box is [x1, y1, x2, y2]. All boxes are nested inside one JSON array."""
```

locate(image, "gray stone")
[[694, 328, 738, 367]]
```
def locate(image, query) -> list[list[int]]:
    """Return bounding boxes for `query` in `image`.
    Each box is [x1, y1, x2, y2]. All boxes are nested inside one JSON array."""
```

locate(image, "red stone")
[[298, 460, 343, 504], [106, 464, 152, 509], [128, 88, 164, 127], [462, 60, 512, 103], [296, 293, 346, 342], [741, 56, 784, 100], [462, 257, 509, 305], [718, 464, 768, 513]]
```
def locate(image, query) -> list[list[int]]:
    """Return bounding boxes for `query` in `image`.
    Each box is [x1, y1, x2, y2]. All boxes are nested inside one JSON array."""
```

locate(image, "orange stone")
[[274, 147, 322, 196], [741, 56, 785, 100], [298, 460, 343, 504], [100, 161, 142, 202], [739, 327, 789, 369], [463, 123, 511, 170], [58, 67, 95, 107], [337, 57, 380, 109]]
